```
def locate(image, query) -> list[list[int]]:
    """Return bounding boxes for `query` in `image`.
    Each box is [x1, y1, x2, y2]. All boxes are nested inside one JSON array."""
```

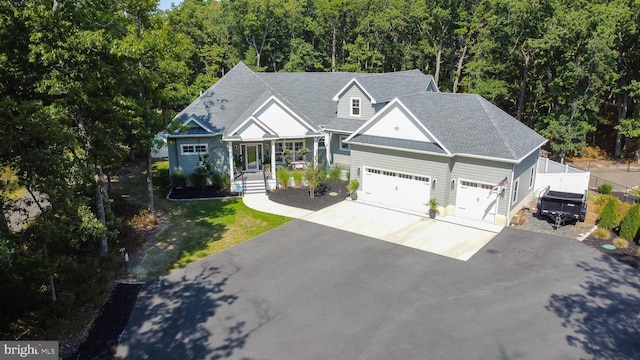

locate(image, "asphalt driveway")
[[116, 223, 640, 360]]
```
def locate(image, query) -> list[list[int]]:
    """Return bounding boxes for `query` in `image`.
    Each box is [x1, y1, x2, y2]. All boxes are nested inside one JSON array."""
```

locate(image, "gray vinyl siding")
[[336, 84, 376, 120], [349, 145, 449, 204], [173, 136, 228, 184], [168, 140, 179, 176], [509, 150, 540, 216], [450, 157, 512, 216], [329, 132, 351, 168]]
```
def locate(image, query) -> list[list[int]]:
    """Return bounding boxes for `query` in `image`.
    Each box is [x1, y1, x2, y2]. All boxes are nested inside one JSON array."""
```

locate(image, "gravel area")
[[514, 209, 594, 240]]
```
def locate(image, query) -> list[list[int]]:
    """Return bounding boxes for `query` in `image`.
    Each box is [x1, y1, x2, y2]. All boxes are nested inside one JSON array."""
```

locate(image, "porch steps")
[[242, 179, 267, 195]]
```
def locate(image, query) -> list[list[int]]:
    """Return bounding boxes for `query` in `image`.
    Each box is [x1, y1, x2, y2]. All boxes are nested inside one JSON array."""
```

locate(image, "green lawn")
[[124, 160, 291, 280]]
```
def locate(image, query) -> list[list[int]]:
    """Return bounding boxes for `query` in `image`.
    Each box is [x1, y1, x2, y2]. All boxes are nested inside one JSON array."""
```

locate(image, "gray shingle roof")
[[172, 62, 545, 162], [173, 63, 436, 136], [324, 117, 366, 132], [173, 62, 268, 133], [355, 70, 435, 103], [348, 134, 446, 154], [397, 93, 547, 161]]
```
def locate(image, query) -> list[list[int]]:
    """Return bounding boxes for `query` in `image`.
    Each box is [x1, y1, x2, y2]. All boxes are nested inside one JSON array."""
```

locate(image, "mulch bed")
[[71, 283, 143, 360], [582, 235, 640, 271], [268, 180, 348, 211], [168, 186, 240, 200]]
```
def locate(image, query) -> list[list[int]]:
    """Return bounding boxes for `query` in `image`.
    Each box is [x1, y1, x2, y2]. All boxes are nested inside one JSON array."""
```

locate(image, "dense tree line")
[[0, 0, 638, 343], [165, 0, 640, 160]]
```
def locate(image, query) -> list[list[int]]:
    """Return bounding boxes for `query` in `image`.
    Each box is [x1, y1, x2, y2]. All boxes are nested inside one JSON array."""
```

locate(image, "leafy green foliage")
[[292, 171, 304, 188], [328, 166, 342, 182], [597, 183, 613, 195], [304, 165, 326, 198], [619, 204, 640, 241], [277, 168, 291, 190], [599, 198, 619, 230]]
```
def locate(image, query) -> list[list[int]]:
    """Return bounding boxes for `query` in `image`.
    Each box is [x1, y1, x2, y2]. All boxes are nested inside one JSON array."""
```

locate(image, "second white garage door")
[[362, 167, 430, 214], [456, 180, 498, 222]]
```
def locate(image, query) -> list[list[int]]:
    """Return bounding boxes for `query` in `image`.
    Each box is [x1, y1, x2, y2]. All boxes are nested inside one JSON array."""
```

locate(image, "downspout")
[[227, 142, 234, 190], [271, 140, 276, 181], [326, 133, 332, 167], [506, 167, 515, 225], [313, 137, 319, 167]]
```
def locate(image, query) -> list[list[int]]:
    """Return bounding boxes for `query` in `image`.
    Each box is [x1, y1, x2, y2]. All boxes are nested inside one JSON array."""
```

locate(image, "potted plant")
[[298, 147, 310, 161], [347, 179, 359, 200], [283, 149, 293, 164], [428, 198, 438, 219]]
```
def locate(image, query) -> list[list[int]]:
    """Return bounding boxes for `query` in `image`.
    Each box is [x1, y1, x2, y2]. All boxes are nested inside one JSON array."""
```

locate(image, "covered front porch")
[[225, 137, 329, 192]]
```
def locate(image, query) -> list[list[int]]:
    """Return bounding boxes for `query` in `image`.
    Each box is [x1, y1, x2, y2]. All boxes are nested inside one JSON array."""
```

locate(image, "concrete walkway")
[[243, 194, 502, 261]]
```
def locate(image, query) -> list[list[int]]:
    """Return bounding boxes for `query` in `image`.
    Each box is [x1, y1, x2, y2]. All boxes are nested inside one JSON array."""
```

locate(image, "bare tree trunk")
[[95, 185, 108, 255], [614, 93, 628, 157], [331, 25, 337, 72], [434, 45, 442, 86], [0, 197, 10, 237], [452, 44, 467, 93], [517, 50, 530, 123], [146, 153, 155, 214]]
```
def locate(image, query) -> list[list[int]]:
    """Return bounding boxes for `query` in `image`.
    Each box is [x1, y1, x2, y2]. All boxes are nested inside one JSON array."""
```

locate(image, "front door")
[[244, 144, 261, 172]]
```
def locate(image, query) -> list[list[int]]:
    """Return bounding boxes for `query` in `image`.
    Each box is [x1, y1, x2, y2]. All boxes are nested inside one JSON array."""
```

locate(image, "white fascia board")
[[453, 152, 522, 164], [183, 118, 213, 133], [228, 115, 277, 137], [322, 128, 353, 134], [344, 98, 452, 155], [254, 95, 318, 132], [167, 132, 222, 139], [348, 141, 453, 158], [513, 140, 548, 164], [331, 79, 377, 103]]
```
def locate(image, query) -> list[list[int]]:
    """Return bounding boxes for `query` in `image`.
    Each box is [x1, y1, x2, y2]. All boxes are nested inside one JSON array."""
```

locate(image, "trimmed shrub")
[[328, 166, 341, 182], [619, 204, 640, 241], [612, 237, 630, 249], [598, 198, 619, 230], [597, 182, 613, 194], [277, 168, 290, 190], [292, 171, 304, 188], [593, 227, 610, 239]]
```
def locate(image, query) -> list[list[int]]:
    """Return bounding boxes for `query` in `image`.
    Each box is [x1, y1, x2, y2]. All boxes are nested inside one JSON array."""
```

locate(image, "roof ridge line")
[[476, 95, 519, 159]]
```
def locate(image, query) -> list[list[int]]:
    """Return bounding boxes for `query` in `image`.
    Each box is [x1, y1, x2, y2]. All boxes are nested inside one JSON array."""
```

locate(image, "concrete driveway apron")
[[301, 200, 501, 261]]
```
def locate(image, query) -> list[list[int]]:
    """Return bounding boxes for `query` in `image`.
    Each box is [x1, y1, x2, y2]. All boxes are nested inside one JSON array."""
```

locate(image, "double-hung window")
[[350, 98, 361, 117]]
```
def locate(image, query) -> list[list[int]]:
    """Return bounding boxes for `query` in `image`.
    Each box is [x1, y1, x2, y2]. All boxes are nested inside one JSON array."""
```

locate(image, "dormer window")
[[350, 97, 361, 117]]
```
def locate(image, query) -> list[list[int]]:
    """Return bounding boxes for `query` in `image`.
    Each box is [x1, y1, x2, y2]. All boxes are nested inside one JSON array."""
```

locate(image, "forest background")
[[0, 0, 639, 346]]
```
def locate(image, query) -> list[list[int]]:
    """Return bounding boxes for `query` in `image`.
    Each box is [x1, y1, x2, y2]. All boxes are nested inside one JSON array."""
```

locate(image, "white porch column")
[[313, 137, 319, 167], [270, 140, 276, 180], [227, 141, 234, 187], [325, 133, 332, 167]]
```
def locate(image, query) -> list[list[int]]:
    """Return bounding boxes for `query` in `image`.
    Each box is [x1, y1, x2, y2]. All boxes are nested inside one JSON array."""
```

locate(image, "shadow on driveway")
[[546, 254, 640, 358], [115, 262, 269, 359]]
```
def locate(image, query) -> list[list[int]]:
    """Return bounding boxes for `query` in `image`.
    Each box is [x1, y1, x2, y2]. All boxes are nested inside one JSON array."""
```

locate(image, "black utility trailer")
[[537, 187, 587, 227]]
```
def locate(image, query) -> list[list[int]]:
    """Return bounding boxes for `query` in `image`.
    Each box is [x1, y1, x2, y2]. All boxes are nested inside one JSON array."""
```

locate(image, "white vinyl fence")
[[535, 157, 590, 194]]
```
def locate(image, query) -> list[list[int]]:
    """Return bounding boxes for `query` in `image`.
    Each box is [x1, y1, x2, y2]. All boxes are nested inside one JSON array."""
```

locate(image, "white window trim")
[[181, 143, 208, 155], [511, 179, 519, 205], [350, 97, 361, 117], [318, 138, 326, 148], [528, 166, 535, 189], [339, 135, 349, 150]]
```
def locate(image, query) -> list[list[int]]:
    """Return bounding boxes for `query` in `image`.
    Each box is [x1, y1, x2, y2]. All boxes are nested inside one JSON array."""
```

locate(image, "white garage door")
[[456, 180, 498, 222], [363, 167, 430, 213]]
